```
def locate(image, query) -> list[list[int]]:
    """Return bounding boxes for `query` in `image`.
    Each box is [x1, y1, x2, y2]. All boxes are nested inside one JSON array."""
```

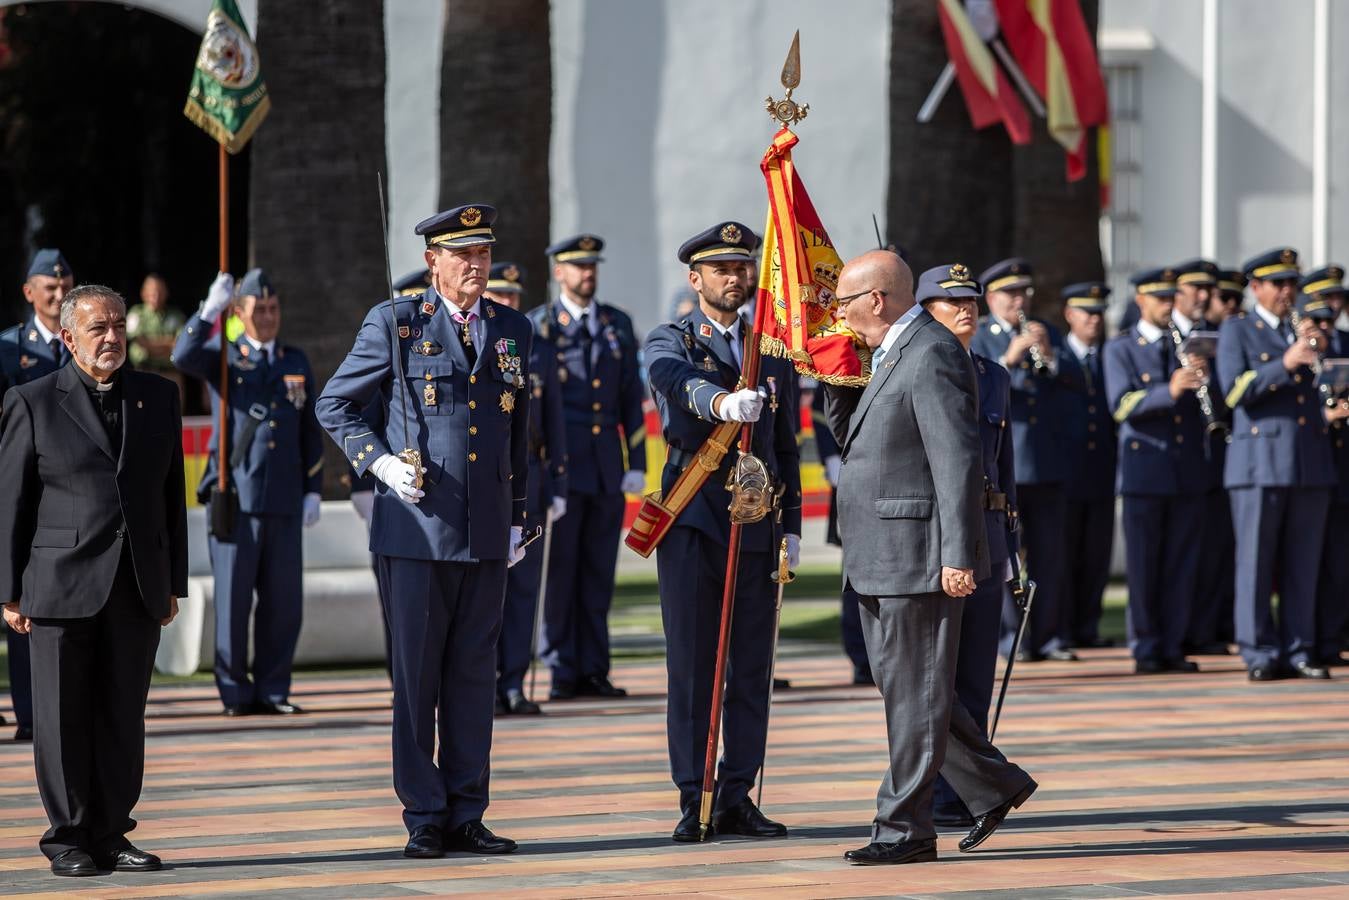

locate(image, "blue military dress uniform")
[[1104, 268, 1211, 669], [316, 205, 533, 838], [646, 222, 801, 827], [1217, 248, 1336, 678], [1057, 284, 1118, 648], [172, 268, 325, 709], [530, 234, 646, 696]]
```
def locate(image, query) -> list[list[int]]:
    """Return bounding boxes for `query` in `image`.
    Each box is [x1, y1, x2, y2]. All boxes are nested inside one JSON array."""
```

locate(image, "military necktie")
[[1083, 347, 1096, 392], [453, 311, 478, 367], [578, 311, 593, 376], [49, 337, 62, 362], [723, 329, 741, 372]]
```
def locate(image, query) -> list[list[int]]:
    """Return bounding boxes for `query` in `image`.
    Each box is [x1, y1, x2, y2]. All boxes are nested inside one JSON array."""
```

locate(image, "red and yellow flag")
[[937, 0, 1031, 145], [755, 127, 868, 386]]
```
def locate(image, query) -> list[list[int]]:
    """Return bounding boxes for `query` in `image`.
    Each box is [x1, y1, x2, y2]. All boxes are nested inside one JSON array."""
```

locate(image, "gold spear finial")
[[766, 30, 809, 126]]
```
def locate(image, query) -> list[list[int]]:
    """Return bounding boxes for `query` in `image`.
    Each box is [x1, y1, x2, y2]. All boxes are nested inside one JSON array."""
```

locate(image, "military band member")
[[531, 233, 646, 699], [0, 248, 74, 744], [1217, 247, 1335, 681], [645, 222, 800, 842], [485, 262, 567, 715], [172, 268, 325, 715], [317, 204, 530, 858], [1212, 270, 1248, 323], [971, 258, 1075, 661], [1058, 283, 1116, 649]]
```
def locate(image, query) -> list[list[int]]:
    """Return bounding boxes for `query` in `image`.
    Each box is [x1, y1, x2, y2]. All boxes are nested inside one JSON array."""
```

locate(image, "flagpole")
[[216, 143, 230, 494]]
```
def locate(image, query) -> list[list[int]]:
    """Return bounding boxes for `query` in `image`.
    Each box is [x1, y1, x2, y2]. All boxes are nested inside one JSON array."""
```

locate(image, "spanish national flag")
[[936, 0, 1031, 145]]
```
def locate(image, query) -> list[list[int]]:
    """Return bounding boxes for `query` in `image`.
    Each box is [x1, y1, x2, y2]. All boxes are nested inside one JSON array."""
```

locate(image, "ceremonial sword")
[[755, 534, 794, 809], [989, 547, 1036, 743]]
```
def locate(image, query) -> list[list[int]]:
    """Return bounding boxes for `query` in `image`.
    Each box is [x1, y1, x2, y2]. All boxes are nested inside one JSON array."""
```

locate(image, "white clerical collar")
[[1136, 319, 1165, 344], [32, 316, 58, 345], [558, 292, 599, 333], [1254, 302, 1282, 330], [243, 334, 276, 358], [1066, 333, 1096, 360]]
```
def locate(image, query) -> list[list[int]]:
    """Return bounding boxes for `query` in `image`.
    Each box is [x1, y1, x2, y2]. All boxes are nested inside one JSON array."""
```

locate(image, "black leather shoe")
[[772, 677, 791, 691], [222, 704, 252, 717], [1134, 658, 1166, 674], [577, 675, 627, 697], [403, 824, 444, 858], [1044, 649, 1079, 662], [446, 820, 517, 854], [672, 810, 709, 843], [1014, 649, 1044, 662], [852, 666, 875, 686], [255, 700, 304, 715], [1249, 665, 1279, 682], [96, 845, 162, 871], [14, 725, 33, 742], [844, 838, 937, 865], [713, 799, 787, 837], [1291, 661, 1330, 680], [959, 780, 1036, 852], [50, 849, 100, 877], [1164, 658, 1199, 673], [506, 690, 542, 715], [549, 681, 576, 700]]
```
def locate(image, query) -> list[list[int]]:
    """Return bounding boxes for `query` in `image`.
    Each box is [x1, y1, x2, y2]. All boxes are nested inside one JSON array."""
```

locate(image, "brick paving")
[[1, 648, 1347, 898]]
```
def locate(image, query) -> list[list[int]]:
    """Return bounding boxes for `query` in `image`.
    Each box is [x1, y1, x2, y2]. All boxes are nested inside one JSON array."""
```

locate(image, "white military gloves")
[[717, 387, 766, 423], [369, 454, 425, 504], [508, 526, 526, 568], [785, 533, 801, 571], [620, 470, 646, 494], [200, 272, 234, 323], [302, 492, 322, 528], [548, 495, 568, 522]]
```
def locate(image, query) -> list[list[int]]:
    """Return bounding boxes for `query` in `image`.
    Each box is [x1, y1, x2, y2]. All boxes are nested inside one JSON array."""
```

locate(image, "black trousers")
[[1001, 484, 1066, 656], [1061, 497, 1115, 645], [29, 555, 160, 859]]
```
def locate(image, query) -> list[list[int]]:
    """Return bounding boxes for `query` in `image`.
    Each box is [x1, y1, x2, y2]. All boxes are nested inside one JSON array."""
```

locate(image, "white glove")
[[200, 272, 234, 323], [350, 489, 374, 523], [785, 533, 801, 571], [620, 470, 646, 494], [507, 525, 526, 568], [302, 492, 322, 528], [718, 387, 766, 423], [369, 453, 425, 504], [548, 495, 568, 522], [822, 454, 841, 487]]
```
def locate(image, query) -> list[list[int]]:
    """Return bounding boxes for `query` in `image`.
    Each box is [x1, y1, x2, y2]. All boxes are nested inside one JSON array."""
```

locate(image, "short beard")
[[702, 289, 746, 314], [79, 346, 124, 375]]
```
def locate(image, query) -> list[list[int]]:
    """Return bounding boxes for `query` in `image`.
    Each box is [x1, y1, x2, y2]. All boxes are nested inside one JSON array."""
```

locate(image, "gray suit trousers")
[[858, 590, 1032, 843]]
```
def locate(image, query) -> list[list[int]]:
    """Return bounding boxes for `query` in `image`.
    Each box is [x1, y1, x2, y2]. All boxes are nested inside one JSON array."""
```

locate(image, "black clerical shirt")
[[74, 363, 123, 449]]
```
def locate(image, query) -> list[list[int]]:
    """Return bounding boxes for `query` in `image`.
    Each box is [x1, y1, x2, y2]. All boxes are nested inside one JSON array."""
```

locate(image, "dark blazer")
[[0, 365, 188, 620]]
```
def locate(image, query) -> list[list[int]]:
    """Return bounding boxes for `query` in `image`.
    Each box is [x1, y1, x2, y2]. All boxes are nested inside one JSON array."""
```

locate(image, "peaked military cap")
[[237, 267, 275, 299], [486, 262, 525, 294], [1296, 290, 1336, 320], [1300, 264, 1346, 296], [980, 257, 1033, 293], [676, 221, 760, 266], [27, 248, 73, 280], [1061, 281, 1111, 312], [1217, 269, 1247, 295], [1131, 266, 1178, 298], [546, 233, 605, 264], [393, 269, 430, 296], [916, 263, 982, 303], [416, 204, 497, 248], [1173, 258, 1220, 286], [1243, 246, 1300, 281]]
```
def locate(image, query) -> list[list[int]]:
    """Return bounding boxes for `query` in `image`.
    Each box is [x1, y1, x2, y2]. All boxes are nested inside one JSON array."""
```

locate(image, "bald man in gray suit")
[[825, 252, 1037, 866]]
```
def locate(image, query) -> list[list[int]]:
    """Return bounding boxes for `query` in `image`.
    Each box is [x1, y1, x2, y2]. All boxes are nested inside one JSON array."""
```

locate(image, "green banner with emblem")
[[183, 0, 270, 154]]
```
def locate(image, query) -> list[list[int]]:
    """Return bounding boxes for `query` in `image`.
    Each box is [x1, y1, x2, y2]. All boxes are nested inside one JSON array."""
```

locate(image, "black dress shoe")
[[1291, 660, 1330, 680], [672, 809, 709, 843], [844, 838, 937, 865], [255, 700, 304, 715], [446, 820, 517, 854], [577, 675, 627, 697], [549, 681, 575, 700], [1249, 665, 1279, 682], [1164, 658, 1199, 673], [50, 849, 100, 877], [1134, 658, 1166, 674], [14, 724, 33, 742], [1014, 650, 1044, 662], [852, 666, 875, 686], [772, 677, 791, 691], [713, 798, 787, 837], [222, 704, 252, 717], [959, 780, 1036, 852], [403, 824, 444, 858], [1043, 648, 1079, 662], [96, 845, 162, 871], [506, 690, 542, 715]]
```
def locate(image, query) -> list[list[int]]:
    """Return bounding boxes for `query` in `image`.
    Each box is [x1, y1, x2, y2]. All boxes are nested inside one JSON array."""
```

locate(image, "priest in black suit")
[[0, 284, 188, 877]]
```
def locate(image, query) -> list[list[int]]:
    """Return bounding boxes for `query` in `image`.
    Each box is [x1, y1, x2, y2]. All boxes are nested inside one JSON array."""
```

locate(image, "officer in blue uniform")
[[172, 268, 325, 715], [483, 262, 568, 715], [1217, 247, 1335, 681], [1299, 266, 1349, 667], [971, 258, 1075, 662], [1213, 270, 1247, 324], [917, 264, 1019, 828], [1105, 268, 1211, 673], [1057, 283, 1117, 648], [0, 248, 73, 743], [316, 204, 531, 858], [646, 221, 800, 843], [530, 233, 646, 699]]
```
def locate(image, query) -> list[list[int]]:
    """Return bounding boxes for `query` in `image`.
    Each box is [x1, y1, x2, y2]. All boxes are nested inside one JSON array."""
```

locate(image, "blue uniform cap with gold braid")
[[676, 221, 760, 266], [979, 257, 1033, 293], [1173, 258, 1220, 287], [1299, 264, 1345, 297], [237, 267, 274, 299], [546, 233, 605, 264], [486, 261, 526, 294], [1296, 289, 1337, 320], [1061, 281, 1111, 312], [916, 263, 982, 303], [1242, 246, 1300, 282], [393, 268, 430, 296], [1217, 269, 1247, 296], [1131, 266, 1178, 298], [416, 204, 497, 248], [27, 248, 73, 280]]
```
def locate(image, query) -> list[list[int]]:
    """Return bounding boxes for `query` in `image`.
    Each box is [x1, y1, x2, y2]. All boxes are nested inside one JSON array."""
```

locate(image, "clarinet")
[[1016, 310, 1049, 374], [1169, 321, 1225, 436], [1290, 308, 1333, 407]]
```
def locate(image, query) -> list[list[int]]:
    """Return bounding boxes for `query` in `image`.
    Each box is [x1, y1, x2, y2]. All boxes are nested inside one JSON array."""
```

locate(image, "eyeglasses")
[[835, 288, 886, 309]]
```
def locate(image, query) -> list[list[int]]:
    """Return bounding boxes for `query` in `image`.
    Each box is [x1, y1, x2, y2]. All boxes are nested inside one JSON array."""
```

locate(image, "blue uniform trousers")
[[497, 469, 548, 697], [542, 490, 624, 685], [1122, 495, 1204, 662], [1318, 501, 1349, 661], [5, 630, 32, 728], [657, 525, 774, 815], [1189, 488, 1236, 647], [378, 555, 507, 832], [208, 512, 303, 707], [1062, 497, 1115, 646], [1001, 484, 1066, 656], [1230, 486, 1328, 670]]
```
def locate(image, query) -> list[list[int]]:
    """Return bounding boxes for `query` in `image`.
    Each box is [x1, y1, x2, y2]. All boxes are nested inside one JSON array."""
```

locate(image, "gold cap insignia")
[[1162, 269, 1175, 280], [460, 207, 482, 227], [1281, 248, 1296, 264], [1089, 285, 1101, 297], [503, 265, 520, 282], [949, 263, 969, 281], [578, 236, 598, 251], [53, 263, 65, 277], [1010, 263, 1021, 274], [720, 224, 742, 244]]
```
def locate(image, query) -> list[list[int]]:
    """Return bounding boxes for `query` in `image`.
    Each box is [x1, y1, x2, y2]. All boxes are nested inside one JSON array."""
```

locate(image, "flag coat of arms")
[[183, 0, 270, 153]]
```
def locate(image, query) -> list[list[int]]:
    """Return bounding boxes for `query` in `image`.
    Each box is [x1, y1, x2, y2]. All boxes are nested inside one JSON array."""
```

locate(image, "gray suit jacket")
[[826, 310, 989, 597]]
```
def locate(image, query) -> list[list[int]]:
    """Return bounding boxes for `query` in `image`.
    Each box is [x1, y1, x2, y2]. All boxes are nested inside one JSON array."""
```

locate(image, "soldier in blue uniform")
[[0, 248, 73, 743], [917, 264, 1019, 828], [483, 262, 567, 715], [1057, 283, 1117, 649], [172, 268, 325, 715], [1217, 247, 1335, 681], [1105, 268, 1212, 674], [646, 221, 800, 843], [1213, 270, 1247, 324], [316, 204, 531, 858], [971, 258, 1075, 662], [530, 233, 646, 699]]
